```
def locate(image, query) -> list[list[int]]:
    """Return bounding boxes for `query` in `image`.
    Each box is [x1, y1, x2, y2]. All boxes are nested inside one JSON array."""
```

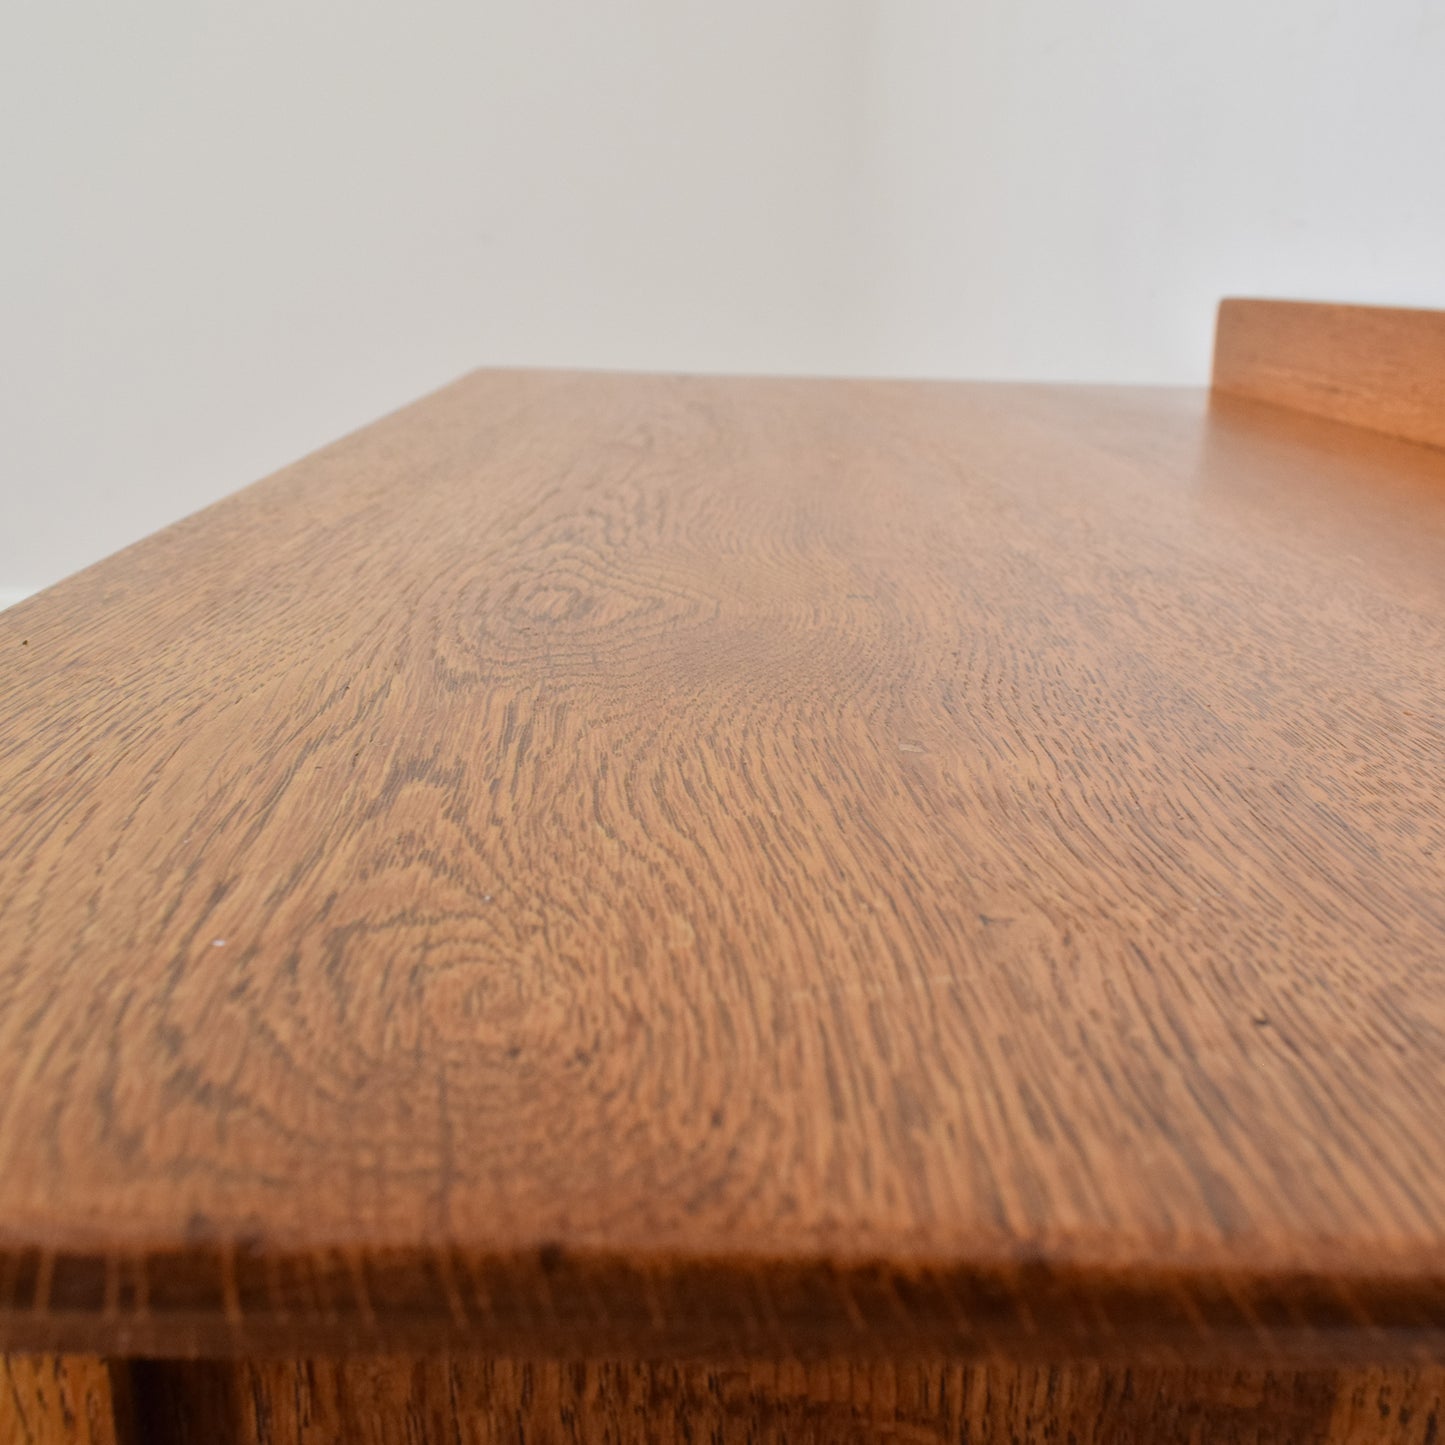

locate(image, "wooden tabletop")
[[2, 369, 1444, 1362]]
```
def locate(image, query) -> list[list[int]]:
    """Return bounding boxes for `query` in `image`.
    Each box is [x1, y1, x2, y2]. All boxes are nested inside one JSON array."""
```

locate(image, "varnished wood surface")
[[4, 1351, 1442, 1443], [1213, 298, 1445, 448], [0, 1355, 126, 1444], [3, 371, 1445, 1359], [125, 1356, 1445, 1445]]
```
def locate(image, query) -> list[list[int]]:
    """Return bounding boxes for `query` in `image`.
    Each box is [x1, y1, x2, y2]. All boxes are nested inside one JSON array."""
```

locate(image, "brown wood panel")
[[0, 1355, 127, 1445], [2, 372, 1445, 1359], [1212, 298, 1445, 447], [127, 1356, 1445, 1445]]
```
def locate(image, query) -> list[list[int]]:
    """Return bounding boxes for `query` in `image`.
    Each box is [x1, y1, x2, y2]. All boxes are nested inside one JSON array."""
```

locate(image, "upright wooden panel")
[[2, 373, 1445, 1359], [1212, 298, 1445, 447], [128, 1356, 1445, 1445], [0, 1355, 126, 1445]]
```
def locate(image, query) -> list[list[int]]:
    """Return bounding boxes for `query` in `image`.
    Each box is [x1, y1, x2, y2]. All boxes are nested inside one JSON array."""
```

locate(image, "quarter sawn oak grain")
[[0, 1355, 127, 1444], [2, 370, 1445, 1361], [127, 1357, 1445, 1445]]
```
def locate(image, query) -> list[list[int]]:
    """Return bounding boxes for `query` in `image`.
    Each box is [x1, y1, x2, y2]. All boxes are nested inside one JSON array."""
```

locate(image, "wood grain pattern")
[[0, 1356, 126, 1444], [2, 371, 1445, 1360], [126, 1356, 1445, 1445], [1212, 298, 1445, 448]]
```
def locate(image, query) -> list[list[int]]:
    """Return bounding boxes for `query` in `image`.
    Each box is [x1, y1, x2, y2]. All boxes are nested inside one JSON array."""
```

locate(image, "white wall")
[[4, 0, 1444, 601], [864, 0, 1445, 382]]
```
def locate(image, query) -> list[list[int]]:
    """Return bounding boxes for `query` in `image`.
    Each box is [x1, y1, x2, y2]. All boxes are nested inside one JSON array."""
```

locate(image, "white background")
[[4, 0, 1445, 603]]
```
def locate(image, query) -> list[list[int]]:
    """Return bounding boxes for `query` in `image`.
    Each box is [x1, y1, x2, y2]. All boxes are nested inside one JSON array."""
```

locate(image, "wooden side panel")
[[1212, 298, 1445, 448], [128, 1356, 1445, 1445], [0, 1355, 126, 1445]]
